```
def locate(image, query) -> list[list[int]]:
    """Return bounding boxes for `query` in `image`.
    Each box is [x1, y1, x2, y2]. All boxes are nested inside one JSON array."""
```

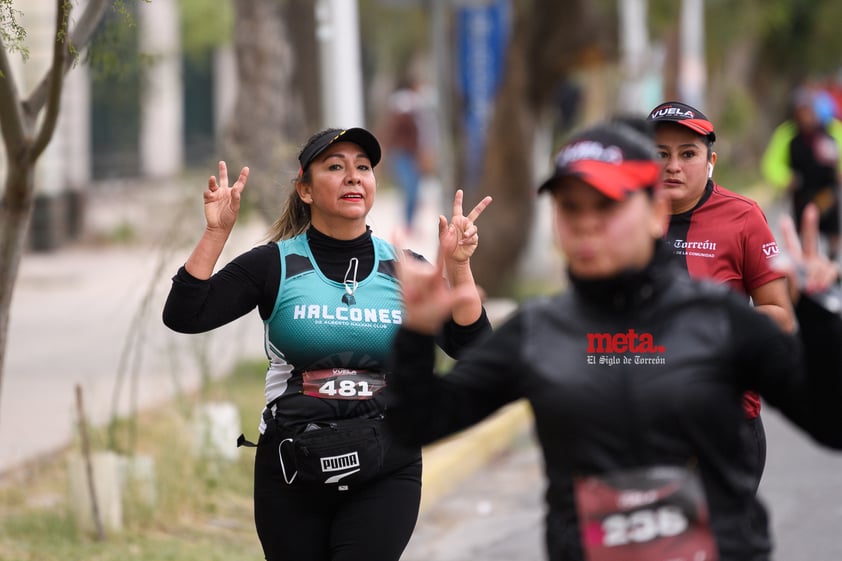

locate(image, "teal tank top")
[[264, 233, 403, 377]]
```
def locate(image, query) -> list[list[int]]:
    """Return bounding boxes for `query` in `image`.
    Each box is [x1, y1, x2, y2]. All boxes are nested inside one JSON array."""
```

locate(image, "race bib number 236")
[[574, 465, 718, 561]]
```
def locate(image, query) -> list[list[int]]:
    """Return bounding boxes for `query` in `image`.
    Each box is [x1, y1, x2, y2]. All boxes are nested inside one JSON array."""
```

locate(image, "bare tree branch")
[[30, 0, 71, 160], [0, 0, 113, 439], [24, 0, 111, 116], [0, 34, 26, 159]]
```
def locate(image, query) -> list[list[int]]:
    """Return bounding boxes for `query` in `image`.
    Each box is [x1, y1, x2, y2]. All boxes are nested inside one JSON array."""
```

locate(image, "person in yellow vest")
[[761, 86, 842, 259]]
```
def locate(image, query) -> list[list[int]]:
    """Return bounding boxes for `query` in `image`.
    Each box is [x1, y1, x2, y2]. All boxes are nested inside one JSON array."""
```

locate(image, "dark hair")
[[266, 167, 313, 242]]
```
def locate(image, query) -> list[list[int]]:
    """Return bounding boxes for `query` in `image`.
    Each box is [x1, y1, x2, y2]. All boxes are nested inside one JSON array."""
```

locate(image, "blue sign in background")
[[457, 0, 510, 191]]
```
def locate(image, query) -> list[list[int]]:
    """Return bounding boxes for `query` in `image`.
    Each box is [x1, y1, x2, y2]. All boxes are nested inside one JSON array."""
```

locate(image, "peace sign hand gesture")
[[204, 161, 250, 234], [438, 189, 493, 265]]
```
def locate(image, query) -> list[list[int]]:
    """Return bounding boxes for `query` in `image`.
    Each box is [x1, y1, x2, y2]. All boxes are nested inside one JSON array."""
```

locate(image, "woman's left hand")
[[438, 189, 493, 264]]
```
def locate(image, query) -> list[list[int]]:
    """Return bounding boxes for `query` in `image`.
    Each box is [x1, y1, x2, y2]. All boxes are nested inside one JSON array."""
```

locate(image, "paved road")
[[402, 427, 544, 561], [402, 407, 842, 561], [2, 182, 262, 474], [759, 408, 842, 560]]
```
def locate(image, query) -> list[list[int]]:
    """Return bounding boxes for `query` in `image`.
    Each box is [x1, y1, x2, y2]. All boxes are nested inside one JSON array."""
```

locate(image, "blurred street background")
[[2, 0, 842, 559]]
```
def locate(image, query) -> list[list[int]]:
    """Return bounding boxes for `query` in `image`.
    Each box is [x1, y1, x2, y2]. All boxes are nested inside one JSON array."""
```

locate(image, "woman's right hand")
[[395, 240, 478, 335], [778, 203, 840, 302], [204, 161, 249, 233]]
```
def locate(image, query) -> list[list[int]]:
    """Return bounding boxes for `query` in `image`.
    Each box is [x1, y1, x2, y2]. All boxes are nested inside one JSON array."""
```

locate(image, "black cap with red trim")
[[537, 120, 662, 200], [647, 100, 716, 142], [298, 127, 382, 172]]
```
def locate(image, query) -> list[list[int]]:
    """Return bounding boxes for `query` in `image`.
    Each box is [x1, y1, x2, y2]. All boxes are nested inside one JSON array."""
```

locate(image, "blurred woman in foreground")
[[385, 118, 842, 561]]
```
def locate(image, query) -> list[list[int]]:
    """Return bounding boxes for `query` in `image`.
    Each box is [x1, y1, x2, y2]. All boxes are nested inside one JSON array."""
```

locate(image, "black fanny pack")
[[276, 415, 386, 489]]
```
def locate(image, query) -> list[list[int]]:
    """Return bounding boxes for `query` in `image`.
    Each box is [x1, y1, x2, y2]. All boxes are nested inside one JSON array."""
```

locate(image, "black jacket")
[[387, 243, 842, 561]]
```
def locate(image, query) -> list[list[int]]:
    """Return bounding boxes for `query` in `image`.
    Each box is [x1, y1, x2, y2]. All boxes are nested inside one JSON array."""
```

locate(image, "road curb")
[[418, 400, 534, 513]]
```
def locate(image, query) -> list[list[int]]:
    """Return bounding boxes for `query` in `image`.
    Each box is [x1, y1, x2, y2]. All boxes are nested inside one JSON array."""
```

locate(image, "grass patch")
[[0, 359, 269, 561]]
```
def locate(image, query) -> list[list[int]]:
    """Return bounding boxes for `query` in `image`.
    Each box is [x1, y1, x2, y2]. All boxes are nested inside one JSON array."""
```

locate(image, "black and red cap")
[[647, 101, 716, 142], [298, 127, 382, 172], [537, 120, 662, 200]]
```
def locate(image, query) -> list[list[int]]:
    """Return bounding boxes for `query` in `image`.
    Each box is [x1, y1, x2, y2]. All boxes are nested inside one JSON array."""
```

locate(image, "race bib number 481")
[[574, 466, 718, 561], [302, 369, 387, 400]]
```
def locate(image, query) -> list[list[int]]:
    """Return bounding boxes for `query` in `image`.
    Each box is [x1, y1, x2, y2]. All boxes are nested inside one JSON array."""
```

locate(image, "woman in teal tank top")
[[164, 127, 492, 561]]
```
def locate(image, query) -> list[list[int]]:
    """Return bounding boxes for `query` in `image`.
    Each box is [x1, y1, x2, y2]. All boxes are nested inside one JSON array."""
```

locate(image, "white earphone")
[[707, 163, 714, 178]]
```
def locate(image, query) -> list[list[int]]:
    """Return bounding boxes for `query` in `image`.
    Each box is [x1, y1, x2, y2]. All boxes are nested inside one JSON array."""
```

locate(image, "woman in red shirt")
[[648, 101, 796, 491]]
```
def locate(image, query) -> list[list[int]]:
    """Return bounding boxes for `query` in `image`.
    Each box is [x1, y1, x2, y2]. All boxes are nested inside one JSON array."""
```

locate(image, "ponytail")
[[267, 170, 312, 242]]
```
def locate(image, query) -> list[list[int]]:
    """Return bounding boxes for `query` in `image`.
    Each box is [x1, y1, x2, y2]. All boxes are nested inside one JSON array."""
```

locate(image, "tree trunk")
[[470, 44, 537, 297], [285, 0, 321, 133], [0, 0, 94, 417], [0, 164, 36, 406], [469, 0, 604, 296], [225, 0, 304, 224]]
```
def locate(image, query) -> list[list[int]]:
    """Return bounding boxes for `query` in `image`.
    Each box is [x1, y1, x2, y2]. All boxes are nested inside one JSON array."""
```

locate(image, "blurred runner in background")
[[381, 76, 438, 235], [762, 85, 842, 260]]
